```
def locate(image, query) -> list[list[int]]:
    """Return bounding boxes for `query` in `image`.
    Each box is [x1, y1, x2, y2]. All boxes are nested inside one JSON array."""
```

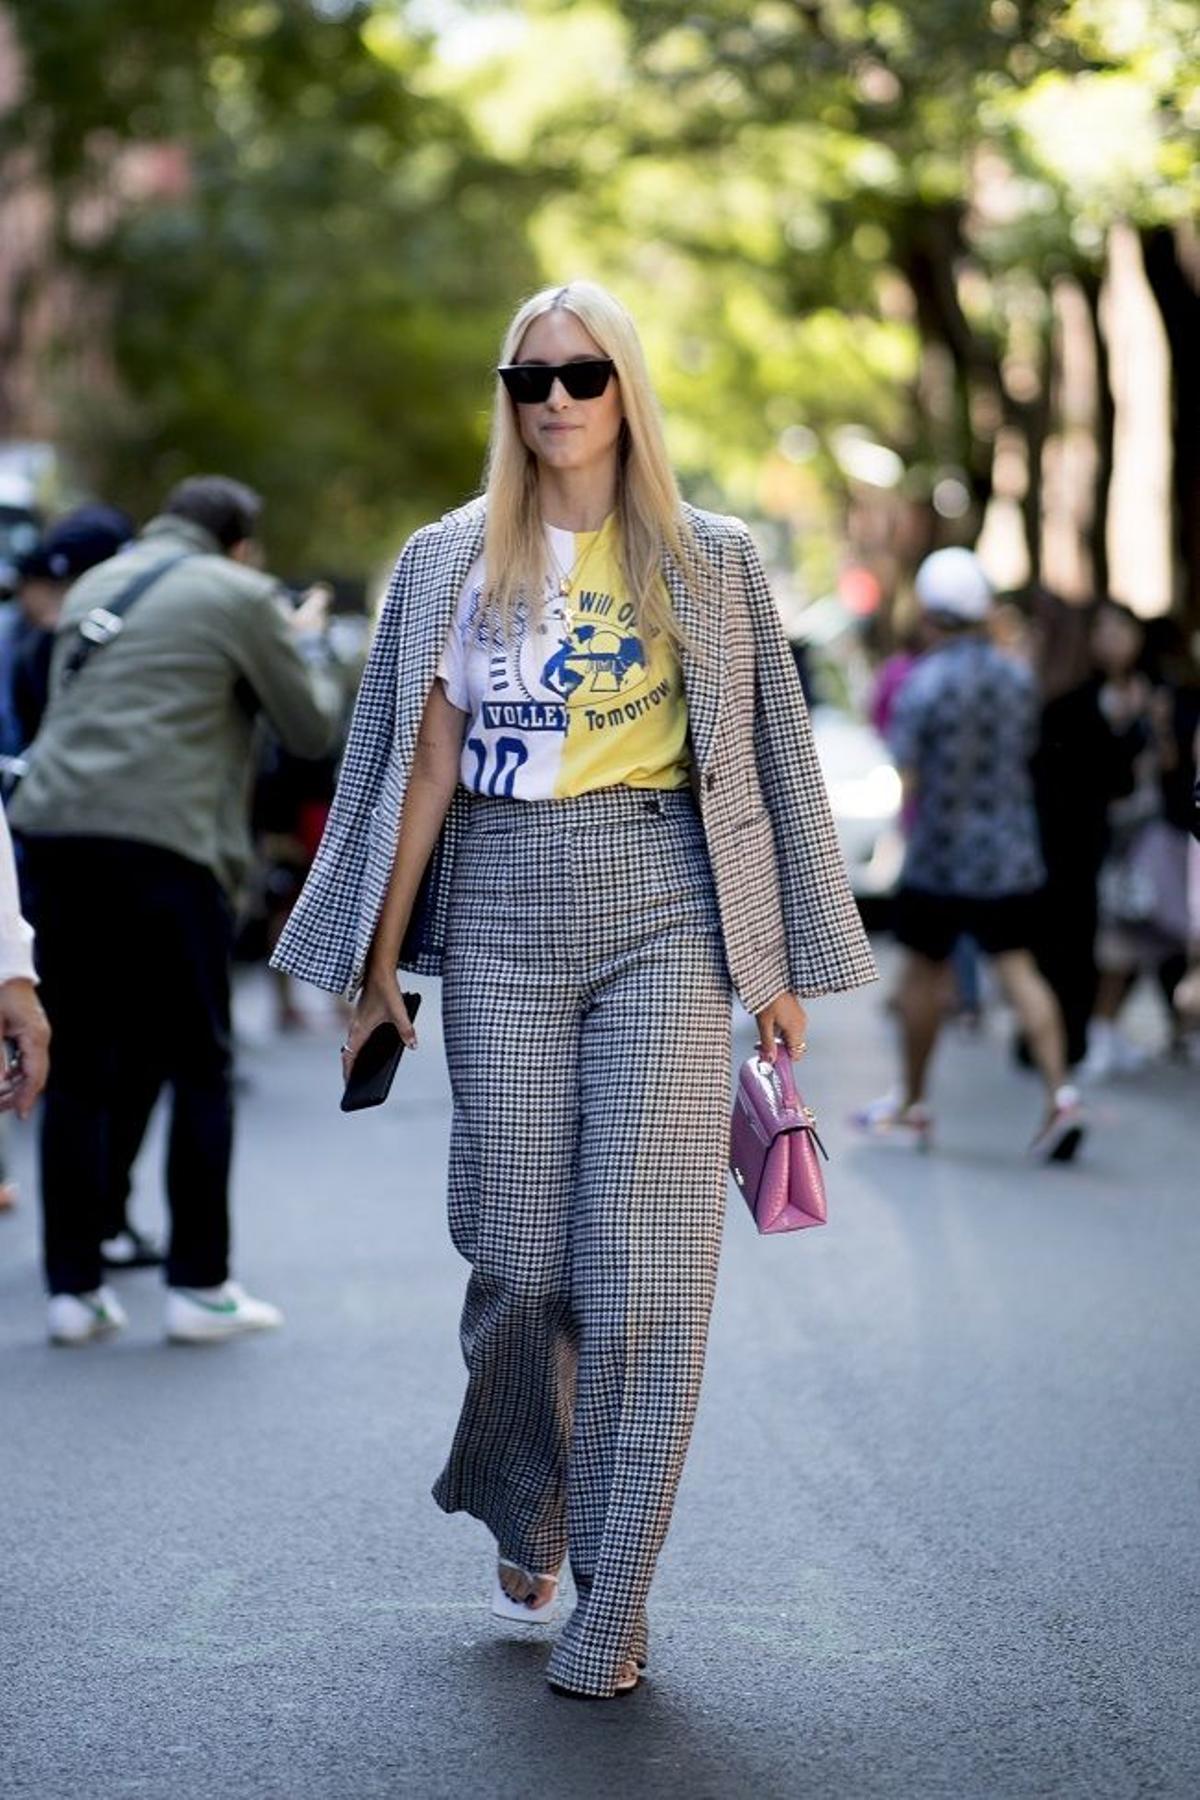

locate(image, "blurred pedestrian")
[[0, 502, 158, 1251], [245, 592, 364, 1034], [0, 506, 130, 1213], [0, 802, 50, 1209], [10, 475, 341, 1345], [0, 504, 134, 757], [271, 280, 875, 1698], [868, 622, 924, 742], [1173, 760, 1200, 1023], [250, 737, 339, 1031], [855, 548, 1084, 1160], [1029, 596, 1149, 1068], [1083, 603, 1193, 1076], [871, 618, 984, 1029]]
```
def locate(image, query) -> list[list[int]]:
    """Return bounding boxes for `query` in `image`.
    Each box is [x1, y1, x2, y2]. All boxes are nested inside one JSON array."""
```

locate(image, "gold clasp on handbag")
[[801, 1106, 829, 1161]]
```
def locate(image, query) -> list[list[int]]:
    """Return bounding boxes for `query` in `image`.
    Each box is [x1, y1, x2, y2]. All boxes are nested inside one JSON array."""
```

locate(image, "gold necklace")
[[547, 524, 606, 626]]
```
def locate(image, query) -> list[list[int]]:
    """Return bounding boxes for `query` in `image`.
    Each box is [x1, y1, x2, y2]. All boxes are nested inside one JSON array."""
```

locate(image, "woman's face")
[[1091, 607, 1143, 677], [510, 309, 624, 480]]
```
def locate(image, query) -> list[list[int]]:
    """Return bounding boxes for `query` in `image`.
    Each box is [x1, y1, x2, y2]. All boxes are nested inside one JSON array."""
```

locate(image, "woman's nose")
[[546, 378, 571, 408]]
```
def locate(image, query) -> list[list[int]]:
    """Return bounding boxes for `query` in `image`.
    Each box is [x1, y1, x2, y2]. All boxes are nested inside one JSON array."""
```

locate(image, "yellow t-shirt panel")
[[436, 517, 691, 801]]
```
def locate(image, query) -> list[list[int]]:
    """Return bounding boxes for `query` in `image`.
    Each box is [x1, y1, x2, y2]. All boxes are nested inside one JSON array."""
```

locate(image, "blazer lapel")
[[665, 526, 725, 774]]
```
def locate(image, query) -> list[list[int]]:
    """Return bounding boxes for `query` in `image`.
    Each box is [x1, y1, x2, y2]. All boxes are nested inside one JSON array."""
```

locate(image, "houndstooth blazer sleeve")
[[735, 525, 877, 1005], [269, 534, 417, 996]]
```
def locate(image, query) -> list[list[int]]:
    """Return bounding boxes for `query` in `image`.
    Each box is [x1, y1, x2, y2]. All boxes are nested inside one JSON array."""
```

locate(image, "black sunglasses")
[[497, 358, 615, 404]]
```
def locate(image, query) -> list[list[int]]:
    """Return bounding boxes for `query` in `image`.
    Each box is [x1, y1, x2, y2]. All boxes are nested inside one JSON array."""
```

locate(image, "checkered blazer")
[[271, 498, 877, 1012]]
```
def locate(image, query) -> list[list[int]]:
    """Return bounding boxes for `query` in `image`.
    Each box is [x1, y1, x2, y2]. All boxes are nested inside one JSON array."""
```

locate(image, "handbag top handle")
[[760, 1048, 800, 1111]]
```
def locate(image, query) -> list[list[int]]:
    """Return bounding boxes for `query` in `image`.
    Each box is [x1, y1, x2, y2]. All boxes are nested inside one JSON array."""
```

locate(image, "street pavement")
[[1, 948, 1197, 1800]]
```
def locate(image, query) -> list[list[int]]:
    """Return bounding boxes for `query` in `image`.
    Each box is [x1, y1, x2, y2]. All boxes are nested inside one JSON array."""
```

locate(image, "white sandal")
[[491, 1559, 561, 1624]]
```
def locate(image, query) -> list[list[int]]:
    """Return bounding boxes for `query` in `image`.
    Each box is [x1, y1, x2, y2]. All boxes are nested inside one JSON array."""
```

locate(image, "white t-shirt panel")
[[435, 522, 689, 802]]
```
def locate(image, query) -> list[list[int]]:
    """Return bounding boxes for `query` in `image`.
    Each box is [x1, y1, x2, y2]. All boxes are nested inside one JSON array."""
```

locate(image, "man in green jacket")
[[12, 475, 342, 1346]]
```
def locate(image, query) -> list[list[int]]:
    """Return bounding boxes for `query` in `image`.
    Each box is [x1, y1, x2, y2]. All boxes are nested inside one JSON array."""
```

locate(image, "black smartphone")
[[339, 994, 422, 1114]]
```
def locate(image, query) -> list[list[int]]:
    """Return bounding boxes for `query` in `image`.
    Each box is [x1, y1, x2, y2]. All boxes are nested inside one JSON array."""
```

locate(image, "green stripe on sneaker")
[[178, 1292, 239, 1314]]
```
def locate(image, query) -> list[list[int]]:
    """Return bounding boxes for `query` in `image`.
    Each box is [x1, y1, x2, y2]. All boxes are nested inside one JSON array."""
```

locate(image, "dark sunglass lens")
[[560, 360, 613, 400], [499, 365, 553, 405], [498, 359, 613, 403]]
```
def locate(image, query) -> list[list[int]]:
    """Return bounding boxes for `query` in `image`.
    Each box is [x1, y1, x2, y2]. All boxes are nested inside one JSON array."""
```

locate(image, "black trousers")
[[22, 837, 235, 1296], [1034, 864, 1100, 1068]]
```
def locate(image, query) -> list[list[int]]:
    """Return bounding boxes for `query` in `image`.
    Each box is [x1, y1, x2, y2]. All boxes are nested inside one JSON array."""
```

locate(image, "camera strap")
[[60, 553, 196, 689]]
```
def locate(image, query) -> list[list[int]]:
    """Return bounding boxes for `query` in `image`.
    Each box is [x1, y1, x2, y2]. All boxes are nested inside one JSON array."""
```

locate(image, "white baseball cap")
[[914, 547, 992, 622]]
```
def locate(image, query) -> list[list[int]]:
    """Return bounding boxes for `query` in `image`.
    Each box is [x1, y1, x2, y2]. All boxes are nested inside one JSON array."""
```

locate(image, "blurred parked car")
[[809, 702, 904, 911], [0, 479, 41, 598]]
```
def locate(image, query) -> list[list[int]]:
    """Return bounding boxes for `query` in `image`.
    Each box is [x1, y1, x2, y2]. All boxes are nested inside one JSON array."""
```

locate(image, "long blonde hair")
[[481, 281, 693, 647]]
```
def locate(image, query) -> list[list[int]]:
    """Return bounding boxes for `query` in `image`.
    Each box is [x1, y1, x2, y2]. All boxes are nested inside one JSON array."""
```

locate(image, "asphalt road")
[[1, 951, 1197, 1800]]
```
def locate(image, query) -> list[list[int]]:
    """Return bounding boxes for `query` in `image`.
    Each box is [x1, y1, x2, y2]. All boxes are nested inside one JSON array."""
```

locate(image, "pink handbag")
[[730, 1051, 828, 1234]]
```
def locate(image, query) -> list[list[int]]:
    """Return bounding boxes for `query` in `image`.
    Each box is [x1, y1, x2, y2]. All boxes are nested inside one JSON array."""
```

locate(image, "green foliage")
[[446, 0, 1197, 587], [7, 1, 543, 573], [6, 0, 1196, 591]]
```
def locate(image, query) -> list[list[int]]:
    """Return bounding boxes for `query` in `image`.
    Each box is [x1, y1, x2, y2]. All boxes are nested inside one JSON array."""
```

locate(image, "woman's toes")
[[498, 1564, 533, 1603]]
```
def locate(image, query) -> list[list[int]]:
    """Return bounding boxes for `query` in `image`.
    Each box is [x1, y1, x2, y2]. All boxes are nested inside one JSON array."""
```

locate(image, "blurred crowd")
[[1021, 589, 1200, 1071], [0, 475, 364, 1342], [862, 550, 1200, 1149], [0, 489, 367, 1035]]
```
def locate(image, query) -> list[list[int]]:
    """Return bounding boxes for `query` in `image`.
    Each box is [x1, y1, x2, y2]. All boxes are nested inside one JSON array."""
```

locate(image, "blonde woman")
[[273, 282, 875, 1698]]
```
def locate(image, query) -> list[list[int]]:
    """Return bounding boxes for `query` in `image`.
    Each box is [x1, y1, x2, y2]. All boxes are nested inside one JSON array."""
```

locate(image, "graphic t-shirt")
[[436, 517, 691, 800]]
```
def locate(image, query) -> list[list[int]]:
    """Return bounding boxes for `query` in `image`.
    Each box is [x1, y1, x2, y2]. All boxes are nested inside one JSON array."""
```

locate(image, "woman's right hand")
[[340, 970, 418, 1083]]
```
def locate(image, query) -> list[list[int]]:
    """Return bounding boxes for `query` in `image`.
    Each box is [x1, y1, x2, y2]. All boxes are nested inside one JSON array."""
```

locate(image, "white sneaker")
[[850, 1092, 934, 1150], [48, 1286, 128, 1346], [1080, 1021, 1147, 1083], [165, 1281, 284, 1344]]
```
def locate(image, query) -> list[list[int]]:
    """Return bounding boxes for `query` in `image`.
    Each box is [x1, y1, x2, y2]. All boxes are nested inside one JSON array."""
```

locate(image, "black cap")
[[16, 504, 135, 582]]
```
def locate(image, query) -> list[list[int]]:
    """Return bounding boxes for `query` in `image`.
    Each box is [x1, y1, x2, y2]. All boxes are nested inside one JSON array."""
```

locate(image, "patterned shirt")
[[888, 637, 1045, 897]]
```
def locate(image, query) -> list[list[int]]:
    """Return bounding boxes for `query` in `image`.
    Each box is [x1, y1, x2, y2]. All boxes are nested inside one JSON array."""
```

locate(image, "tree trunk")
[[1080, 267, 1113, 598], [1012, 315, 1052, 588], [1140, 225, 1200, 626], [896, 204, 998, 521]]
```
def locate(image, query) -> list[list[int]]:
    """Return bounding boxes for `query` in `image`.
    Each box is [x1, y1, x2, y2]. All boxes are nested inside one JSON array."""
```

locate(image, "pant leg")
[[431, 813, 581, 1575], [99, 1069, 163, 1240], [156, 863, 235, 1289], [546, 800, 733, 1697], [1034, 865, 1099, 1066], [23, 840, 168, 1295]]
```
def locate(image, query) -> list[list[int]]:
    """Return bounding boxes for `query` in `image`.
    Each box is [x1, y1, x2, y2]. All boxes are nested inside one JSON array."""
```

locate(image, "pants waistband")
[[464, 785, 698, 831]]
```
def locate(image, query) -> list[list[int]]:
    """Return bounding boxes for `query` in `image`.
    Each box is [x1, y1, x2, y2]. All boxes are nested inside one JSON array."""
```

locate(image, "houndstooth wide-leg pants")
[[433, 785, 733, 1697]]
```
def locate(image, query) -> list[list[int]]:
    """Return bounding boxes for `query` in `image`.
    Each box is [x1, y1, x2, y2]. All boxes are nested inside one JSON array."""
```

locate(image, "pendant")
[[558, 575, 571, 596]]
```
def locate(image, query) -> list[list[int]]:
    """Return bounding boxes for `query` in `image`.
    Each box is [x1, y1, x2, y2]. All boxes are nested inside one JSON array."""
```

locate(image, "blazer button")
[[704, 770, 716, 791]]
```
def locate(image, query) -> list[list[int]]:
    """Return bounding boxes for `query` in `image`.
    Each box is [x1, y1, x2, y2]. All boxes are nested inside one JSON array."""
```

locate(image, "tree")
[[2, 0, 544, 573], [461, 0, 1198, 612]]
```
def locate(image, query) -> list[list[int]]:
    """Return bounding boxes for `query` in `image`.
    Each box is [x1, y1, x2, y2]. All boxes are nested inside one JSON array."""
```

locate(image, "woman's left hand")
[[755, 991, 808, 1063]]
